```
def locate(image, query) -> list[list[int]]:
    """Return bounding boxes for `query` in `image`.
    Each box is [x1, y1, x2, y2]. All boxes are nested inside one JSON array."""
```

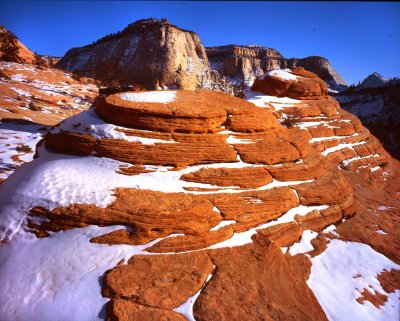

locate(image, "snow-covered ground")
[[0, 121, 48, 181], [308, 240, 400, 321]]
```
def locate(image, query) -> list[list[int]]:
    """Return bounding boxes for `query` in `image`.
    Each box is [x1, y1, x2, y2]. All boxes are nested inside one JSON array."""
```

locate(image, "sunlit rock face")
[[57, 19, 213, 90], [247, 67, 390, 172]]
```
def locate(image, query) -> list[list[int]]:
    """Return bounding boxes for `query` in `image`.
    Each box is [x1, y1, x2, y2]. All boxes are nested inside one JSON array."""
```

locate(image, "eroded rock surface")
[[57, 19, 212, 90], [1, 81, 398, 321]]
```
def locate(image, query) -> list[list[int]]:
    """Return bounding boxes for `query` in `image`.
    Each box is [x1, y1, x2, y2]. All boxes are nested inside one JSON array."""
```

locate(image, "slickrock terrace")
[[32, 89, 354, 255], [1, 86, 398, 321], [247, 67, 390, 172]]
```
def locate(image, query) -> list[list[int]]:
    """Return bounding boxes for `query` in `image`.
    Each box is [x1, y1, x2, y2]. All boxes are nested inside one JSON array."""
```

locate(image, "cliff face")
[[206, 45, 347, 91], [287, 56, 347, 91], [334, 82, 400, 159], [0, 25, 44, 65], [56, 19, 213, 90], [206, 45, 287, 85]]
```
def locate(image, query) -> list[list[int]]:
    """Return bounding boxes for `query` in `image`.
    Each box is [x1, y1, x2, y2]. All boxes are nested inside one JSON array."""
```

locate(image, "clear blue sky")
[[1, 1, 399, 85]]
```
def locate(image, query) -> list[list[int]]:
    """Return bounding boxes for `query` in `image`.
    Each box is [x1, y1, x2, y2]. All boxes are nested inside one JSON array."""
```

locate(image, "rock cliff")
[[206, 45, 347, 90], [206, 45, 286, 86], [287, 56, 347, 91], [56, 19, 213, 90], [334, 80, 400, 159]]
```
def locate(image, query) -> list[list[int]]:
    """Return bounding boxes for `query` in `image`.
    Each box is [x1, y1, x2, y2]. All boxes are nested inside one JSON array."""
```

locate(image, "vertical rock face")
[[206, 45, 286, 86], [287, 56, 347, 91], [56, 18, 212, 90], [334, 81, 400, 159], [206, 45, 347, 91], [0, 25, 44, 65]]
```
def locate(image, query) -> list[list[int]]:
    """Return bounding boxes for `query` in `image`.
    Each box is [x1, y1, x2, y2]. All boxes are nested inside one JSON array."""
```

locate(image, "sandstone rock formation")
[[32, 89, 354, 252], [247, 67, 390, 172], [0, 61, 98, 125], [206, 45, 286, 86], [56, 19, 213, 90], [206, 45, 347, 90], [0, 88, 362, 320], [0, 25, 44, 65], [287, 56, 347, 91]]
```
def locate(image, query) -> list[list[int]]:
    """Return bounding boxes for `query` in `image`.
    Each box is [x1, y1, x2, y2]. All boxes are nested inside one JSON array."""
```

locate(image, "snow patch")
[[119, 91, 176, 103], [308, 240, 400, 321], [261, 69, 298, 81]]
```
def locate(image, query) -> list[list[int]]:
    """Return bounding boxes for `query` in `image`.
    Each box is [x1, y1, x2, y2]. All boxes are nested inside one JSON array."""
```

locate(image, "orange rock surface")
[[193, 237, 328, 321], [0, 61, 98, 125]]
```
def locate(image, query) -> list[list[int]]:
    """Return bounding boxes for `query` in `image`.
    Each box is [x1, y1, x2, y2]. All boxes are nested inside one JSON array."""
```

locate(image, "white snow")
[[377, 206, 394, 211], [119, 91, 176, 103], [322, 141, 366, 156], [226, 135, 255, 144], [51, 108, 175, 144], [308, 240, 400, 321], [244, 89, 302, 110], [210, 220, 236, 231], [208, 204, 328, 249], [342, 154, 380, 166], [322, 224, 339, 237], [0, 225, 161, 321], [0, 122, 49, 180], [261, 69, 298, 81], [289, 230, 318, 255], [376, 229, 387, 235], [11, 87, 31, 97]]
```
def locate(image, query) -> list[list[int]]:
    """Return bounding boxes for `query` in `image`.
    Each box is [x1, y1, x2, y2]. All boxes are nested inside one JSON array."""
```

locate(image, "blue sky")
[[1, 1, 399, 85]]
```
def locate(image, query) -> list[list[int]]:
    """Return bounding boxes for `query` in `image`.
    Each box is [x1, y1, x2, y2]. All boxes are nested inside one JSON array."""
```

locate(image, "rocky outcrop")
[[247, 67, 390, 172], [30, 89, 353, 253], [56, 18, 212, 90], [206, 45, 347, 90], [194, 237, 328, 321], [287, 56, 347, 91], [206, 45, 286, 86], [0, 61, 98, 125], [0, 25, 44, 65]]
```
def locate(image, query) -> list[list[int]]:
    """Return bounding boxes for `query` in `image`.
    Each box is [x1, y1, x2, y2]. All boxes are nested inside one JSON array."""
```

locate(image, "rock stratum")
[[1, 66, 399, 321], [55, 19, 346, 93], [206, 45, 347, 91], [56, 19, 213, 90]]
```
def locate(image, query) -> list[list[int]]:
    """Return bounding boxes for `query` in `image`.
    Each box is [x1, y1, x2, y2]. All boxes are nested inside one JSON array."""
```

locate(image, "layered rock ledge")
[[247, 67, 390, 173], [1, 88, 358, 320]]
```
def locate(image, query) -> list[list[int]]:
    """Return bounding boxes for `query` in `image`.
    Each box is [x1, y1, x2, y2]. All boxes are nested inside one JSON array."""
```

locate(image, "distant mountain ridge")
[[359, 72, 391, 89], [55, 19, 347, 92]]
